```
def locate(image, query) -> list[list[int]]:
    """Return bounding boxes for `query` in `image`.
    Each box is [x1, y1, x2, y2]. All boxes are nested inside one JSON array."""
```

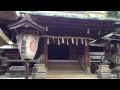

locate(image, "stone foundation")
[[32, 64, 47, 79], [9, 66, 25, 78], [97, 65, 111, 79]]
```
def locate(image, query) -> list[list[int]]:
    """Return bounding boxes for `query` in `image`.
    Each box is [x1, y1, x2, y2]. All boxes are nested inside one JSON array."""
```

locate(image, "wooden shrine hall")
[[0, 11, 120, 74]]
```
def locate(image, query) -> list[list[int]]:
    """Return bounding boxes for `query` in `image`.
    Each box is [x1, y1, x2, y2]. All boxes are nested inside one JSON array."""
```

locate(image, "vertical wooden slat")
[[84, 39, 90, 73], [44, 37, 48, 67], [40, 38, 44, 55]]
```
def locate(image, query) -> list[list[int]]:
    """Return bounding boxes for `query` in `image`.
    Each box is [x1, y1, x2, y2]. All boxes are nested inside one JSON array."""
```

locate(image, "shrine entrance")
[[47, 43, 83, 72], [48, 44, 69, 60]]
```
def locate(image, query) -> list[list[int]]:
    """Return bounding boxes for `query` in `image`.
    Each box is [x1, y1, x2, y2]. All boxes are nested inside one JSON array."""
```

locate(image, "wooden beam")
[[39, 38, 44, 55], [43, 37, 48, 67], [41, 35, 94, 40], [84, 39, 91, 74]]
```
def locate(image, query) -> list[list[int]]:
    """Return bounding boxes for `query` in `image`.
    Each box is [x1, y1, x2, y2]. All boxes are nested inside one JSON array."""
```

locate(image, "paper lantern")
[[16, 33, 39, 60]]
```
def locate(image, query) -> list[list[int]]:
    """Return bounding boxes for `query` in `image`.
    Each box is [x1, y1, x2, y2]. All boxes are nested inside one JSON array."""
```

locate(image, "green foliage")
[[106, 11, 120, 18]]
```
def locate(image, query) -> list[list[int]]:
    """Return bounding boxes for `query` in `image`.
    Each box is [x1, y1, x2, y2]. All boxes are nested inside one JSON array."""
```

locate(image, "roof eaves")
[[19, 11, 120, 22], [8, 15, 46, 31]]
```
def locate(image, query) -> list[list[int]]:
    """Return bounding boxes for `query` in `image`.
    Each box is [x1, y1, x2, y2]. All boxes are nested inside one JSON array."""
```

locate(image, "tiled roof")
[[19, 11, 120, 21]]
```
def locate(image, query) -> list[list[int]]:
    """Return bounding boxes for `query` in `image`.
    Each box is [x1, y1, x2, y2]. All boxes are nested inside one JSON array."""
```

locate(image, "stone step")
[[48, 62, 81, 71], [46, 74, 98, 79], [46, 71, 97, 79]]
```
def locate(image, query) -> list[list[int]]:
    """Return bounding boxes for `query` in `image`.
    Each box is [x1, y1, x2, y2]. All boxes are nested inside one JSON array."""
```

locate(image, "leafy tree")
[[106, 11, 120, 18]]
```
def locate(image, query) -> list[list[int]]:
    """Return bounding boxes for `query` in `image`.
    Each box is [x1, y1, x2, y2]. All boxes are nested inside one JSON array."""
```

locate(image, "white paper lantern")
[[16, 33, 39, 60]]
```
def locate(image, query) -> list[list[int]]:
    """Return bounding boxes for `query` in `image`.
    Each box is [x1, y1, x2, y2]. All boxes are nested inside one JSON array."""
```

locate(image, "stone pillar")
[[97, 65, 111, 79], [32, 64, 47, 79]]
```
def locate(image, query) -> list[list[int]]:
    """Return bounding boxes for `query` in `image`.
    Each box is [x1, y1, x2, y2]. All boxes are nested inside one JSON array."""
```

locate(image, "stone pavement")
[[46, 71, 98, 79], [0, 71, 98, 79]]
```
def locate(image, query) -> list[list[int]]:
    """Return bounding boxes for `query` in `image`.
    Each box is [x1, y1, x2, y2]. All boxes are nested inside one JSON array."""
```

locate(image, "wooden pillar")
[[84, 39, 91, 74], [43, 37, 48, 67], [40, 38, 44, 55]]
